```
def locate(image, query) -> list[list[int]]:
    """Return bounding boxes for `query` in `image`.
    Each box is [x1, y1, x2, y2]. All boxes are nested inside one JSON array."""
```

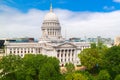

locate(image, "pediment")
[[57, 42, 77, 48]]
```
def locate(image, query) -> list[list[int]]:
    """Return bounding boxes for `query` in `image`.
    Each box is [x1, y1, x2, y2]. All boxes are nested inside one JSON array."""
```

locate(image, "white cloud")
[[103, 6, 115, 10], [0, 5, 120, 40], [113, 0, 120, 3]]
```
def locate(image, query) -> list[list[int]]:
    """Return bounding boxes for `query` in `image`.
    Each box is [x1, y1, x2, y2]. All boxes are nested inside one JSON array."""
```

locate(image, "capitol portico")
[[5, 4, 90, 66]]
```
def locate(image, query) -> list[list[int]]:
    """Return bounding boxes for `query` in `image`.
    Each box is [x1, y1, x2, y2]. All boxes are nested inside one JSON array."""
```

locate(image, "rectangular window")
[[57, 54, 59, 57], [61, 59, 63, 62], [61, 54, 63, 57], [10, 51, 12, 53]]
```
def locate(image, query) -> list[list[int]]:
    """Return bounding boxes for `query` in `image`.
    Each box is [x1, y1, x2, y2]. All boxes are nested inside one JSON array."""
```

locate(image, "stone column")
[[70, 49, 72, 62], [53, 29, 55, 36], [63, 49, 65, 64], [73, 49, 76, 65], [52, 29, 53, 36], [59, 49, 61, 63], [66, 49, 69, 62]]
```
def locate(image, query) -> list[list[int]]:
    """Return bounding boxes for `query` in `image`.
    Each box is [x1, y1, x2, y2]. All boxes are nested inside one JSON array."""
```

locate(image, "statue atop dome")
[[50, 3, 53, 12]]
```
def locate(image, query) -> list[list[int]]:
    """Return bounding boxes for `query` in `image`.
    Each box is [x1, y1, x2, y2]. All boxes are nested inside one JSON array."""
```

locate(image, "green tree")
[[103, 46, 120, 79], [65, 73, 73, 80], [72, 73, 88, 80], [91, 43, 97, 49], [97, 70, 111, 80], [39, 57, 63, 80], [0, 55, 22, 80], [114, 74, 120, 80], [78, 48, 100, 70], [0, 54, 63, 80], [78, 43, 108, 74], [65, 63, 75, 73], [65, 72, 88, 80]]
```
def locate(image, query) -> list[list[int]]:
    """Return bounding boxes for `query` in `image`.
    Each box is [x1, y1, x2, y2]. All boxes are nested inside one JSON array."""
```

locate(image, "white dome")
[[44, 12, 58, 21]]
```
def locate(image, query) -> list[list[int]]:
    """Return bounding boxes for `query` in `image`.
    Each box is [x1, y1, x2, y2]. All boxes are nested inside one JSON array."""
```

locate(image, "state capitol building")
[[5, 4, 90, 66]]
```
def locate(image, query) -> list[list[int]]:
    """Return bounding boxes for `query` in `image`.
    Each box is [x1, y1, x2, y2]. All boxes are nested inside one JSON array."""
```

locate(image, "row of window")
[[9, 48, 34, 51], [48, 31, 58, 35], [10, 50, 34, 54], [9, 48, 41, 54], [43, 22, 59, 26], [60, 58, 74, 62], [57, 53, 74, 57], [57, 49, 75, 52]]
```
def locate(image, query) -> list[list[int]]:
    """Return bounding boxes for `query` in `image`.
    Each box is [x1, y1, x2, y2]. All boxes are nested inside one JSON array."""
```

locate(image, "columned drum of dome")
[[39, 4, 64, 42]]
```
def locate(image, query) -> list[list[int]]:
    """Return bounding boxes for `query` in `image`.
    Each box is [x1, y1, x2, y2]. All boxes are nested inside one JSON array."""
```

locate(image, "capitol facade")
[[5, 4, 90, 66]]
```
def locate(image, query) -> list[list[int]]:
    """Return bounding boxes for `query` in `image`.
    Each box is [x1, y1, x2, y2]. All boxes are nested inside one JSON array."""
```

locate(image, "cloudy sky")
[[0, 0, 120, 39]]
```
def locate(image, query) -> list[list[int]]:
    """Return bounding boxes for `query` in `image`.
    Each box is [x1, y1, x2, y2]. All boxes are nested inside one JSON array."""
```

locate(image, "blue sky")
[[0, 0, 120, 39], [0, 0, 120, 12]]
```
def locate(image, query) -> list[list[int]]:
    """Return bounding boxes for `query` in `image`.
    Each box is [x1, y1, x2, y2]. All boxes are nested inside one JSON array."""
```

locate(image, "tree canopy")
[[65, 72, 88, 80], [0, 54, 62, 80], [97, 70, 111, 80], [0, 45, 120, 80], [78, 43, 107, 72], [103, 46, 120, 79], [65, 63, 75, 73]]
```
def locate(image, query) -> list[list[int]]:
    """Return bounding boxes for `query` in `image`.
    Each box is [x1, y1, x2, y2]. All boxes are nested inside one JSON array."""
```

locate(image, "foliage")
[[39, 57, 62, 80], [1, 45, 120, 80], [91, 43, 97, 49], [104, 46, 120, 78], [97, 70, 111, 80], [65, 63, 75, 73], [79, 48, 100, 70], [114, 74, 120, 80], [65, 72, 88, 80], [0, 54, 63, 80], [78, 42, 108, 74], [0, 55, 22, 80]]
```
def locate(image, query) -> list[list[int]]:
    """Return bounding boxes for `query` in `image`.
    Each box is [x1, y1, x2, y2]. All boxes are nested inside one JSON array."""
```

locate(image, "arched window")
[[72, 49, 75, 53], [57, 50, 60, 53], [69, 49, 71, 54], [61, 50, 64, 54], [65, 50, 67, 52]]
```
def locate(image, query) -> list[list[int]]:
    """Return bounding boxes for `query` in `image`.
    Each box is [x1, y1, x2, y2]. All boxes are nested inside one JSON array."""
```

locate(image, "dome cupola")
[[44, 4, 58, 21], [39, 3, 64, 42]]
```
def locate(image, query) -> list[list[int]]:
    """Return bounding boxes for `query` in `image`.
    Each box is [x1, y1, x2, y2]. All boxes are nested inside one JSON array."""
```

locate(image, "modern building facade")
[[5, 4, 90, 66]]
